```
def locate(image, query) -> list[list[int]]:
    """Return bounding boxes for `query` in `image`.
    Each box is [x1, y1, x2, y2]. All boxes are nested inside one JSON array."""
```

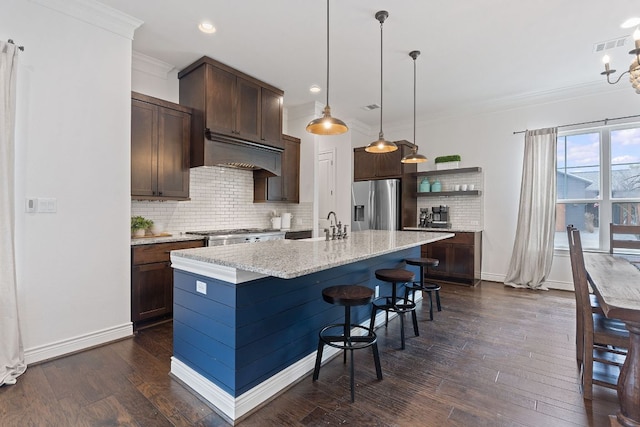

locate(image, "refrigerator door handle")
[[368, 182, 375, 229]]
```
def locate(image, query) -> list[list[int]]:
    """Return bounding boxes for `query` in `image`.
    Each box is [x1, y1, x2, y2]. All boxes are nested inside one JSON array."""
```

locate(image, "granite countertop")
[[404, 226, 484, 233], [171, 229, 454, 280], [130, 233, 206, 246]]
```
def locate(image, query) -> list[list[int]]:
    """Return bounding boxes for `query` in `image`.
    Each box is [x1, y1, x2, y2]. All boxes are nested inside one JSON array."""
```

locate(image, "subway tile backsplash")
[[132, 166, 312, 232], [416, 170, 484, 229]]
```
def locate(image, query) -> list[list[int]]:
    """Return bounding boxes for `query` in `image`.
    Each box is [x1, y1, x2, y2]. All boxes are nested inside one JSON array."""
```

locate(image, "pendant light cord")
[[379, 18, 384, 139], [325, 0, 330, 108], [413, 54, 416, 147]]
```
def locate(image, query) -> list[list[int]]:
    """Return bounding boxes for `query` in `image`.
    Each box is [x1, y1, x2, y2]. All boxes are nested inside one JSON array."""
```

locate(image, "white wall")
[[4, 0, 139, 363]]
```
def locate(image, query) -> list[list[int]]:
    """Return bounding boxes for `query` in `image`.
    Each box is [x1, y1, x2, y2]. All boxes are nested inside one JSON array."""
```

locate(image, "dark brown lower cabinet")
[[284, 230, 312, 240], [131, 239, 204, 328], [423, 231, 482, 286]]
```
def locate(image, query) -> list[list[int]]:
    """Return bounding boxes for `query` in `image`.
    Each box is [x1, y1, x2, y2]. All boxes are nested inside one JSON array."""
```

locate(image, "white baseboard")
[[481, 273, 573, 291], [24, 323, 133, 365]]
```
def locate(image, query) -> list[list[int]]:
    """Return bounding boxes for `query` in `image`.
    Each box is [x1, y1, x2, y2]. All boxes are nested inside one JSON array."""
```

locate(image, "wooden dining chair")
[[566, 225, 629, 399], [566, 225, 604, 369]]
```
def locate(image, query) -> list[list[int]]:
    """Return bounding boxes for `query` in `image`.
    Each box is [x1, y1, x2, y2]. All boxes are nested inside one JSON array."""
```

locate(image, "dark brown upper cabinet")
[[178, 56, 284, 160], [131, 92, 191, 200], [254, 134, 300, 203], [353, 140, 417, 181]]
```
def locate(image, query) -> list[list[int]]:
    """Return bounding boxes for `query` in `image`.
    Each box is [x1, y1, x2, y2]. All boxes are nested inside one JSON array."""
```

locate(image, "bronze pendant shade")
[[365, 10, 398, 153], [401, 50, 427, 163], [306, 0, 348, 135]]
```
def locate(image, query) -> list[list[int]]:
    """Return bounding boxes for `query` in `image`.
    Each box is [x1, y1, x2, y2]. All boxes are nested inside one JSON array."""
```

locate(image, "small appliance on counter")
[[281, 213, 293, 229], [427, 205, 451, 228], [419, 208, 430, 227]]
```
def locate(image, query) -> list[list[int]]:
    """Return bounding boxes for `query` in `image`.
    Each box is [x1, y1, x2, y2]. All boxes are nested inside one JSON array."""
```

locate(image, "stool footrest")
[[319, 324, 377, 351], [372, 296, 416, 314], [407, 281, 441, 291]]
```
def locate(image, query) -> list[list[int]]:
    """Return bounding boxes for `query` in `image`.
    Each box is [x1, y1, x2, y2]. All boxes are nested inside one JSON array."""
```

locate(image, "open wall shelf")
[[413, 167, 482, 177], [416, 190, 482, 197]]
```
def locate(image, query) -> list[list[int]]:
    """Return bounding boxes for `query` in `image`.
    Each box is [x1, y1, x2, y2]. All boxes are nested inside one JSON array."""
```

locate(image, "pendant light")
[[306, 0, 348, 135], [365, 10, 398, 153], [401, 50, 428, 163]]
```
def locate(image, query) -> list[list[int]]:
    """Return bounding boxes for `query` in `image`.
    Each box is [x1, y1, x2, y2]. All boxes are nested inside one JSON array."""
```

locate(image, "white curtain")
[[0, 41, 26, 386], [504, 127, 557, 290]]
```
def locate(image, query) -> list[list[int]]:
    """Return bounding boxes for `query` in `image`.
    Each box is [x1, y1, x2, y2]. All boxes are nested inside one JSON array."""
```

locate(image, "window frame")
[[555, 122, 640, 252]]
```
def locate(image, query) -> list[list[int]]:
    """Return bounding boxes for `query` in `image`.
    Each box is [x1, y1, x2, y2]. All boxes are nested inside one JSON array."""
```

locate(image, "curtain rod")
[[7, 39, 24, 51], [512, 113, 640, 135]]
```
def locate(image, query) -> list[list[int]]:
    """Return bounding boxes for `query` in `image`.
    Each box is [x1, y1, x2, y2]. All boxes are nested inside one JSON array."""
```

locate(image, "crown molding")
[[30, 0, 143, 40], [132, 51, 175, 79]]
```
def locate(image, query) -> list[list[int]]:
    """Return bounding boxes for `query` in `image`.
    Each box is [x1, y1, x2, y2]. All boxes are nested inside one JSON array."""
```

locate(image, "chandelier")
[[600, 28, 640, 93]]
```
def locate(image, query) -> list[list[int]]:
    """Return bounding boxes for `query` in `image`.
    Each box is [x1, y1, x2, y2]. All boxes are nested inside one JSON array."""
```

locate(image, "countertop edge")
[[171, 231, 454, 282]]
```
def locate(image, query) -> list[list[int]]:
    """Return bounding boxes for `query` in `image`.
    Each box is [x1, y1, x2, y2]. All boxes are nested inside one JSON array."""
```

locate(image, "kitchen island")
[[170, 230, 453, 422]]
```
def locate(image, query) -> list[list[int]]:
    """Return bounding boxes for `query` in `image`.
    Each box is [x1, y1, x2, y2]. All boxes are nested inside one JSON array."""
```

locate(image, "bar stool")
[[369, 268, 417, 350], [313, 285, 383, 402], [404, 258, 442, 321]]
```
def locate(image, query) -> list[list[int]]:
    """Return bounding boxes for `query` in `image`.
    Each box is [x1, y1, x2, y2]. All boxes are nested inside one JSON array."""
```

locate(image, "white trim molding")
[[132, 51, 176, 79], [30, 0, 143, 39], [24, 323, 133, 365]]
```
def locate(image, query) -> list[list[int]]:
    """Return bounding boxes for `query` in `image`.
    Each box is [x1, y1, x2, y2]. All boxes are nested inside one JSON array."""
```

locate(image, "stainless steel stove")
[[186, 228, 286, 247]]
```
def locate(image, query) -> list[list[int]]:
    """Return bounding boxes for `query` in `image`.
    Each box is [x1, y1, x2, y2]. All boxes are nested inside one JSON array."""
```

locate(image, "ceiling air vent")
[[593, 36, 628, 53], [362, 103, 380, 111]]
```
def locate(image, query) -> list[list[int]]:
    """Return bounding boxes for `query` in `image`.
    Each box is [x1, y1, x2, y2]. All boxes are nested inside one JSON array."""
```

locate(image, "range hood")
[[192, 128, 282, 176]]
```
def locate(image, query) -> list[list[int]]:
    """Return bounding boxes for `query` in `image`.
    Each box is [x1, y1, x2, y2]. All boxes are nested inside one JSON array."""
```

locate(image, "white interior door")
[[318, 150, 336, 224]]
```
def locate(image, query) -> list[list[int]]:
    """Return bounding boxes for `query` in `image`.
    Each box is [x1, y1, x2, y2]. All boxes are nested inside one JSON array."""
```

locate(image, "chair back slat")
[[610, 223, 640, 254], [566, 225, 593, 332]]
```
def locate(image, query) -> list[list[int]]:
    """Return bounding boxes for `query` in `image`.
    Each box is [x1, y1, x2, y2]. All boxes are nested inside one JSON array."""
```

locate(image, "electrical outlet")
[[375, 285, 379, 298], [196, 280, 207, 295]]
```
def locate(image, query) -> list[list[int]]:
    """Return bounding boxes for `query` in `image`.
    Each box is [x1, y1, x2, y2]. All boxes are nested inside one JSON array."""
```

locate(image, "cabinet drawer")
[[132, 240, 204, 265], [444, 232, 474, 245]]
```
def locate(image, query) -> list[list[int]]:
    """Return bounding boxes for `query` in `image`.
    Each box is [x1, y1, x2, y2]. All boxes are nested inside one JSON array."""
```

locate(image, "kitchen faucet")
[[325, 211, 348, 240], [327, 211, 338, 226]]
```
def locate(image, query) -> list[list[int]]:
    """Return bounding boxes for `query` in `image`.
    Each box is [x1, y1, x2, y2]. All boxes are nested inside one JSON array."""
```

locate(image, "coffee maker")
[[428, 205, 451, 228], [419, 208, 430, 227]]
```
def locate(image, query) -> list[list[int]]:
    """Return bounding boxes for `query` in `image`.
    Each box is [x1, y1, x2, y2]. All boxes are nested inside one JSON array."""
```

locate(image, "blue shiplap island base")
[[169, 230, 453, 422]]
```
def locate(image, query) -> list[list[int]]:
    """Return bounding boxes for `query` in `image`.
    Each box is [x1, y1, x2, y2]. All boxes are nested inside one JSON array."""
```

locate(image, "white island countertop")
[[171, 229, 453, 281]]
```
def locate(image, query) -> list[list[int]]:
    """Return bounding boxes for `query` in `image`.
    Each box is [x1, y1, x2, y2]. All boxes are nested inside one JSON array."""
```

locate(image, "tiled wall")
[[415, 170, 484, 229], [132, 166, 313, 232]]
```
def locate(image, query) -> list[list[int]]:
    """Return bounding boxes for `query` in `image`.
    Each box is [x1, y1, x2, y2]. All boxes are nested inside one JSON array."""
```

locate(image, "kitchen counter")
[[169, 229, 453, 421], [171, 229, 454, 281], [404, 226, 484, 233], [130, 233, 205, 246]]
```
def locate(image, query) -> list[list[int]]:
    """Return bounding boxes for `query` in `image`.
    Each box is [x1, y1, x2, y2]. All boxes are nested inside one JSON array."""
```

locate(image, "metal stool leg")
[[313, 339, 324, 381]]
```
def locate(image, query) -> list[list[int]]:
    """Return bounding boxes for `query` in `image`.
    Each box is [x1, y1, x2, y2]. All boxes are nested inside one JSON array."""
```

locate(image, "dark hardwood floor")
[[0, 282, 620, 426]]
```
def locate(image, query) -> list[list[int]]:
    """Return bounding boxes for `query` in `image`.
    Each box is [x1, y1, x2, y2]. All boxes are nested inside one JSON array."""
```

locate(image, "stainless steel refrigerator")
[[351, 179, 401, 231]]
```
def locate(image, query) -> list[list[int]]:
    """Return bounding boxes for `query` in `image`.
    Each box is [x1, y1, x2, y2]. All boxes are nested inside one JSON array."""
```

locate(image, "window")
[[555, 124, 640, 250]]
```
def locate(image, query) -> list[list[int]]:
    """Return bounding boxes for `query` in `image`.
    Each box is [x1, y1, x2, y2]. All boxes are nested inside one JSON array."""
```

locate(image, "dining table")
[[584, 252, 640, 427]]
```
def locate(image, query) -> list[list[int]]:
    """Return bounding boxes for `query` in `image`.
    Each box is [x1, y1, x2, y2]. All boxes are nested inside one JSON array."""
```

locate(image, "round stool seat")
[[322, 285, 374, 307], [405, 257, 439, 268], [375, 268, 415, 283]]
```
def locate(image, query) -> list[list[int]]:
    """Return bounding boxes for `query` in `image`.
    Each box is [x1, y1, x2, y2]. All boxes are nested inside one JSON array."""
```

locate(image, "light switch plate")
[[38, 198, 57, 213]]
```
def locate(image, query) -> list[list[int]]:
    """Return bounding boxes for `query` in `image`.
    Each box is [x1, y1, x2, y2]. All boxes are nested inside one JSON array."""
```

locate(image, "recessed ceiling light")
[[309, 85, 321, 93], [621, 17, 640, 29], [198, 21, 216, 34]]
